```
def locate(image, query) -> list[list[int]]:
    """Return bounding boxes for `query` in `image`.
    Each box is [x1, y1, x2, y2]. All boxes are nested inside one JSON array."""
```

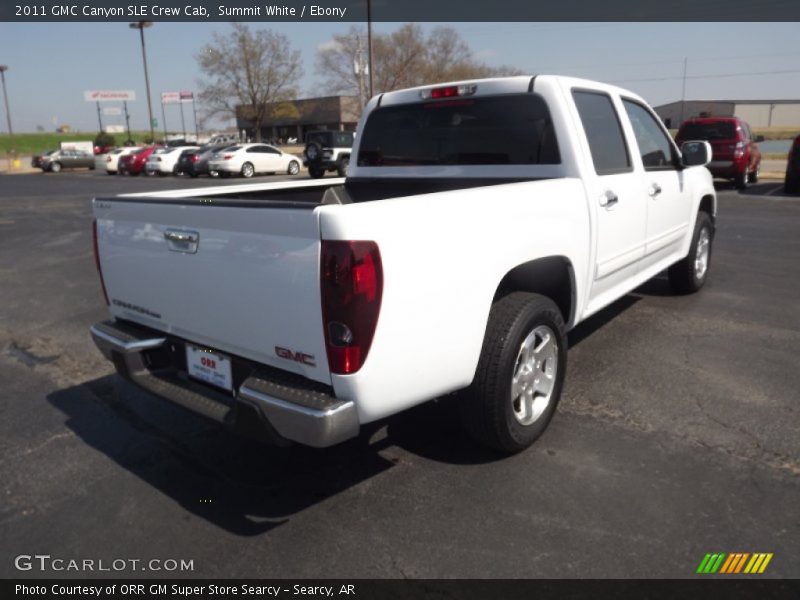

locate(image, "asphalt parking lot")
[[0, 171, 798, 579]]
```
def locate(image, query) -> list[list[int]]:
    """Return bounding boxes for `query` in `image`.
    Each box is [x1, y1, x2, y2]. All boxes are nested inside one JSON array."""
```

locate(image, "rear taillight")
[[223, 154, 233, 160], [733, 141, 746, 158], [192, 154, 200, 163], [321, 241, 383, 375], [92, 219, 110, 306]]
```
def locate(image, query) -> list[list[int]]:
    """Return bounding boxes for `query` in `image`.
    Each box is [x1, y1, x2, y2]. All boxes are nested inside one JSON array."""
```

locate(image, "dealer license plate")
[[185, 345, 233, 391]]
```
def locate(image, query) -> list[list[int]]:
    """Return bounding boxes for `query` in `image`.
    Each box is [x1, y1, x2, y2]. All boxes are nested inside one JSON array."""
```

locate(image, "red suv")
[[784, 134, 800, 194], [117, 146, 157, 176], [675, 117, 762, 189]]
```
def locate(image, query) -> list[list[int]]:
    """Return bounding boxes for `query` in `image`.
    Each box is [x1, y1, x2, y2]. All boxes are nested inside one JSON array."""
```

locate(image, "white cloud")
[[317, 39, 342, 54]]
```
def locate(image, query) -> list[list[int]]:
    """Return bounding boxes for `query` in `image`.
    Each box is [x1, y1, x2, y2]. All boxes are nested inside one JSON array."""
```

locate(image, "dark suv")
[[303, 130, 354, 178], [784, 134, 800, 194], [675, 117, 762, 189]]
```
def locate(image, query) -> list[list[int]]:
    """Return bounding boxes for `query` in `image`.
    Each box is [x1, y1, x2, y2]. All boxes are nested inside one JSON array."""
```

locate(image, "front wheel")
[[308, 166, 325, 179], [287, 160, 300, 175], [460, 292, 567, 453], [49, 162, 62, 173], [668, 212, 713, 294]]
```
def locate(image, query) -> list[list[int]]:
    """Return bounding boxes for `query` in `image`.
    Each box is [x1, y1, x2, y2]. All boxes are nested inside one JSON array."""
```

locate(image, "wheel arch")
[[492, 256, 577, 329]]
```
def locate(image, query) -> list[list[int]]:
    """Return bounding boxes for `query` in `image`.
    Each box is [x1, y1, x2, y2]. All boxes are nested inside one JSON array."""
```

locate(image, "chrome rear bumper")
[[89, 320, 359, 448]]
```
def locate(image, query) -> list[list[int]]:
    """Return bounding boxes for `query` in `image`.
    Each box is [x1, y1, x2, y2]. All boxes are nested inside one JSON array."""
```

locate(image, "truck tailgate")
[[93, 197, 330, 384]]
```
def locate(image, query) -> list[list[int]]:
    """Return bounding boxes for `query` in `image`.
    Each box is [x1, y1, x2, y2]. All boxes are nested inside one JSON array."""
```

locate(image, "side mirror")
[[681, 140, 712, 167], [755, 135, 765, 143]]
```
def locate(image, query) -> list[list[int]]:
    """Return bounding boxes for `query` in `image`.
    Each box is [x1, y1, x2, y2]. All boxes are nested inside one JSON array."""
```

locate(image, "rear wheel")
[[786, 174, 800, 194], [241, 162, 255, 178], [337, 155, 350, 177], [734, 169, 749, 190], [287, 160, 300, 175], [460, 292, 567, 453], [668, 212, 713, 294]]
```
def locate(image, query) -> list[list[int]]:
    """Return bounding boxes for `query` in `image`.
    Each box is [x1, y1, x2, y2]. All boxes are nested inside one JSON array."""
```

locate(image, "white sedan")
[[104, 147, 140, 175], [207, 143, 302, 178], [145, 145, 200, 176]]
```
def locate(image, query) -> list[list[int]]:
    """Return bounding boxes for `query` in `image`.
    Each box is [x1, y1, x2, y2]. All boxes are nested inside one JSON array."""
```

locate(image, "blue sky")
[[0, 22, 799, 133]]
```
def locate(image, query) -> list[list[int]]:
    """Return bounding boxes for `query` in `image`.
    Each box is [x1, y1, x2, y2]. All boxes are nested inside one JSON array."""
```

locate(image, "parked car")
[[303, 130, 354, 178], [145, 145, 200, 176], [207, 143, 301, 178], [90, 75, 716, 454], [173, 145, 228, 177], [784, 134, 800, 194], [32, 148, 95, 173], [104, 147, 141, 175], [31, 150, 57, 170], [117, 146, 158, 176], [675, 117, 762, 189]]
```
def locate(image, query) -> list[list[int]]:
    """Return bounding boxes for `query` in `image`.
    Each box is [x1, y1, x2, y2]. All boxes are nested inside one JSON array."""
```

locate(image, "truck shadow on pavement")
[[46, 290, 651, 536], [47, 375, 398, 537]]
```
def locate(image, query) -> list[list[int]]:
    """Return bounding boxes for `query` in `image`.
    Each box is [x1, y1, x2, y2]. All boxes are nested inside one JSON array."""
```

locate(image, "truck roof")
[[377, 75, 647, 108]]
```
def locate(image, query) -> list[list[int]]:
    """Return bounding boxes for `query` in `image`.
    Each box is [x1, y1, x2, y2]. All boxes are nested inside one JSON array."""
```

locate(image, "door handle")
[[599, 190, 619, 208], [649, 183, 662, 197]]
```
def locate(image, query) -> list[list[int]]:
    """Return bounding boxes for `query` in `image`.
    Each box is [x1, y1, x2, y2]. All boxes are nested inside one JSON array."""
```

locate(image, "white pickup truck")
[[90, 76, 716, 453]]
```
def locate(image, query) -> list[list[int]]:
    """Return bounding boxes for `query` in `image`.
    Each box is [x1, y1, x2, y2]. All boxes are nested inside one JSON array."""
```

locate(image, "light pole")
[[0, 65, 14, 168], [129, 21, 155, 142]]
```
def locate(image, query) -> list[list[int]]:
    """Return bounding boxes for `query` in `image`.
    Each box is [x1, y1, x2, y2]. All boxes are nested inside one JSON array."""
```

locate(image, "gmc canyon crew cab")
[[90, 76, 716, 453]]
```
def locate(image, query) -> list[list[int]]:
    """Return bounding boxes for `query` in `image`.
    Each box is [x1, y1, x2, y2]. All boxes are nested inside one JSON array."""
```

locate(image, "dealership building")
[[236, 96, 361, 142], [654, 99, 800, 129]]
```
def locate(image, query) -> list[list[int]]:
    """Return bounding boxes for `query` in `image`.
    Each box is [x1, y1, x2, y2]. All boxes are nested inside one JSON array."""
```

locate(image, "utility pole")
[[96, 101, 103, 132], [679, 57, 688, 125], [354, 35, 366, 108], [123, 100, 132, 143], [0, 65, 14, 169], [179, 99, 186, 140], [366, 0, 374, 99], [129, 21, 155, 142]]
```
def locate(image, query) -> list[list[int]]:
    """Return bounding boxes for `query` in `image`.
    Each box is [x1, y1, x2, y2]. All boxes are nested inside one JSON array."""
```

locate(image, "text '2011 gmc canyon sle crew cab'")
[[90, 76, 716, 453]]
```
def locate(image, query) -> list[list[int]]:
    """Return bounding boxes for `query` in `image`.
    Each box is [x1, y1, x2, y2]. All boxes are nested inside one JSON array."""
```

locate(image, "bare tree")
[[315, 24, 522, 105], [197, 23, 303, 141]]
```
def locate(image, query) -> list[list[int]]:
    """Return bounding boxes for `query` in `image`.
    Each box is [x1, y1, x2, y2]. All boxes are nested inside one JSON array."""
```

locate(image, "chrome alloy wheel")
[[694, 227, 710, 280], [511, 325, 558, 425]]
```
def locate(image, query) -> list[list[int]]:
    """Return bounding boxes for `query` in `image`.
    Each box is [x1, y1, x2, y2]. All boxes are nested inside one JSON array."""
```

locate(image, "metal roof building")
[[654, 100, 800, 129]]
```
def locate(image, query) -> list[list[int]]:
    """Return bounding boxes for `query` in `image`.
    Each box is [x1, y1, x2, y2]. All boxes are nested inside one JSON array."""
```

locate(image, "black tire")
[[734, 170, 749, 190], [668, 212, 713, 294], [460, 292, 567, 453], [337, 155, 350, 177], [748, 165, 759, 184], [308, 166, 325, 179], [219, 171, 230, 179], [241, 162, 255, 178], [785, 174, 800, 195], [305, 141, 322, 162], [49, 162, 62, 173]]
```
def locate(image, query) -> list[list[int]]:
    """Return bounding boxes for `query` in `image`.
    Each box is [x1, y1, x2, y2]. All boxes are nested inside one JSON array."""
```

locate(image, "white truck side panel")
[[318, 178, 590, 423]]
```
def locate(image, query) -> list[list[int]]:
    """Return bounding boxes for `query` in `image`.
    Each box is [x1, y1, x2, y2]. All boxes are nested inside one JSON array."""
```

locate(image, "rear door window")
[[572, 90, 631, 175]]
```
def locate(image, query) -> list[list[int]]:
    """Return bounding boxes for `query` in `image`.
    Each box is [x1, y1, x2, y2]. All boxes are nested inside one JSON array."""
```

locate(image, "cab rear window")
[[357, 94, 560, 167]]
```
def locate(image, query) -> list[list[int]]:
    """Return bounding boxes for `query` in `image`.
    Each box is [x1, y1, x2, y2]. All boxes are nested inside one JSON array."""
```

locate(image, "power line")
[[610, 68, 800, 84]]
